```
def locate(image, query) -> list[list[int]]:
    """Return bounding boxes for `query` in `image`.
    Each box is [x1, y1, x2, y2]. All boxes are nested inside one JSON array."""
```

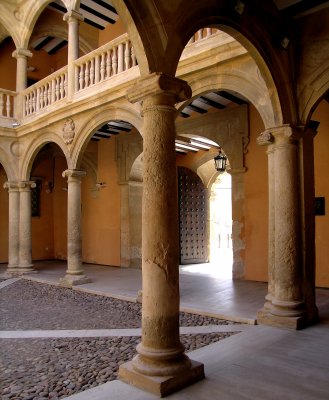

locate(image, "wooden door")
[[178, 167, 207, 264]]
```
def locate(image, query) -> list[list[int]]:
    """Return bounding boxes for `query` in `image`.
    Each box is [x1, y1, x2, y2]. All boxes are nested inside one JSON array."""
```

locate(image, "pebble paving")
[[0, 279, 239, 399]]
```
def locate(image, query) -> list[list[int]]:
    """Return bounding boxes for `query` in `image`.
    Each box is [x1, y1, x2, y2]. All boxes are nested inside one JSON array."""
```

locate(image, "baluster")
[[64, 73, 68, 97], [106, 50, 112, 77], [117, 43, 124, 73], [94, 54, 100, 83], [0, 94, 4, 117], [60, 75, 64, 99], [6, 95, 11, 117], [55, 77, 60, 101], [197, 29, 203, 41], [206, 28, 212, 37], [188, 36, 194, 44], [112, 47, 118, 75], [79, 65, 84, 90], [24, 95, 28, 116], [47, 83, 51, 105], [32, 91, 37, 112], [51, 79, 56, 103], [28, 93, 32, 114], [100, 53, 105, 81], [36, 88, 40, 111], [44, 86, 48, 107], [90, 58, 95, 85], [131, 45, 137, 66], [124, 41, 130, 70], [40, 87, 45, 109], [74, 65, 79, 92], [84, 61, 90, 88]]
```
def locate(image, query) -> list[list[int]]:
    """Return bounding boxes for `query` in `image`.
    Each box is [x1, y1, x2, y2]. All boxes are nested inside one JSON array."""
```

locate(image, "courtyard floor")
[[0, 261, 329, 399]]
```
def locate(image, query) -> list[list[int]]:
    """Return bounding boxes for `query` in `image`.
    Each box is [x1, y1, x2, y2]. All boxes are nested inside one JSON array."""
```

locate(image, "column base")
[[119, 359, 204, 397], [257, 307, 307, 330], [14, 265, 37, 275], [59, 274, 91, 287]]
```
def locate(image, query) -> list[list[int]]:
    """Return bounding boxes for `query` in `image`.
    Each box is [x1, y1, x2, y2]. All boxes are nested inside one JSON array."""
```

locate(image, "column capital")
[[12, 48, 33, 59], [3, 181, 20, 191], [62, 169, 86, 180], [18, 181, 36, 191], [63, 10, 84, 23], [127, 73, 192, 106]]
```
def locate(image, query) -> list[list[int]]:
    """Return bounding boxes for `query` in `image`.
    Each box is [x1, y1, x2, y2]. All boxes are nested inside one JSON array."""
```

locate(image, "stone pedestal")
[[119, 73, 204, 396], [59, 169, 91, 287], [3, 182, 20, 274]]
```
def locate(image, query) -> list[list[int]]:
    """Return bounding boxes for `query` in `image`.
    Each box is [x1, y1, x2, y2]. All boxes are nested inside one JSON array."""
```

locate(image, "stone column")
[[59, 169, 91, 287], [258, 125, 306, 329], [3, 182, 20, 274], [119, 73, 204, 397], [63, 10, 83, 99], [12, 48, 32, 120], [256, 131, 275, 316], [229, 168, 246, 279], [18, 181, 36, 273]]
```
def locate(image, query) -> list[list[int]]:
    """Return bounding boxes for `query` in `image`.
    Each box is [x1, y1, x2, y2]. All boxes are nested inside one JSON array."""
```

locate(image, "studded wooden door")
[[178, 167, 207, 264]]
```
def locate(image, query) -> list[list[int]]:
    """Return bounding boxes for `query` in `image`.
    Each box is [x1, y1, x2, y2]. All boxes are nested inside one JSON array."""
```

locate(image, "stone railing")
[[187, 28, 217, 44], [0, 89, 16, 118], [23, 66, 68, 117], [74, 33, 137, 92]]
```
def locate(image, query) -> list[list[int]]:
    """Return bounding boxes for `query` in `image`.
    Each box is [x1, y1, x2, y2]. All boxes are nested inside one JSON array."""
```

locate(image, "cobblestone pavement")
[[0, 279, 240, 399]]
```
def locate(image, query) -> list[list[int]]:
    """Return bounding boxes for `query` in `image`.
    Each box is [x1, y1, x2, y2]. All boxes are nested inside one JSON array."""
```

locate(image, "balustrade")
[[1, 30, 220, 123], [0, 90, 16, 118], [23, 67, 68, 117], [75, 34, 136, 92]]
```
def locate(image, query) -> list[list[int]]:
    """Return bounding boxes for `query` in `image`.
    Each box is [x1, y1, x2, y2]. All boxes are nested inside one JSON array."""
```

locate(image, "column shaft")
[[3, 182, 20, 273], [18, 181, 36, 273], [12, 48, 32, 120], [119, 73, 204, 397], [59, 169, 90, 287], [64, 11, 83, 99]]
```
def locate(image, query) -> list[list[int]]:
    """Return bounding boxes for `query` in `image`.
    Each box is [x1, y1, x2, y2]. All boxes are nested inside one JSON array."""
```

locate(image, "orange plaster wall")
[[98, 18, 126, 46], [0, 38, 16, 91], [313, 100, 329, 287], [243, 105, 268, 281], [53, 156, 68, 260], [31, 158, 55, 260], [0, 166, 8, 263], [81, 139, 121, 266]]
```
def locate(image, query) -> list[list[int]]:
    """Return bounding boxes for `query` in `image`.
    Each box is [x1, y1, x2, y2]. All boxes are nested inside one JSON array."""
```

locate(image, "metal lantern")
[[214, 147, 227, 172]]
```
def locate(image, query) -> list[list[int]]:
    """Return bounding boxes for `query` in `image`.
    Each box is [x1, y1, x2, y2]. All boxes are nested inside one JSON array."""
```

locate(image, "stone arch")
[[30, 25, 94, 55], [299, 61, 329, 125], [177, 62, 281, 129], [0, 9, 20, 47], [19, 0, 70, 49], [116, 0, 296, 123], [0, 147, 16, 181], [71, 105, 142, 169], [20, 133, 69, 180], [129, 152, 143, 183]]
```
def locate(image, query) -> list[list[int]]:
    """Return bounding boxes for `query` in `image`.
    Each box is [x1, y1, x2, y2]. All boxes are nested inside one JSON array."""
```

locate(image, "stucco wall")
[[0, 165, 9, 263], [313, 100, 329, 288]]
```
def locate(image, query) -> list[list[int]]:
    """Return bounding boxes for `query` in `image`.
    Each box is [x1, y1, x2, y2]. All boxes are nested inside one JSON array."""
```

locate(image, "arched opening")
[[77, 118, 142, 269], [209, 172, 232, 278], [29, 142, 68, 262]]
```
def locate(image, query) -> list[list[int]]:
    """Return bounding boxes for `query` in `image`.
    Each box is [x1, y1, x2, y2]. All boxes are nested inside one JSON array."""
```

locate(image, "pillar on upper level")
[[18, 181, 36, 273], [12, 48, 32, 120], [64, 10, 84, 100], [119, 73, 204, 397], [3, 182, 20, 274], [59, 169, 90, 287], [257, 124, 317, 329]]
